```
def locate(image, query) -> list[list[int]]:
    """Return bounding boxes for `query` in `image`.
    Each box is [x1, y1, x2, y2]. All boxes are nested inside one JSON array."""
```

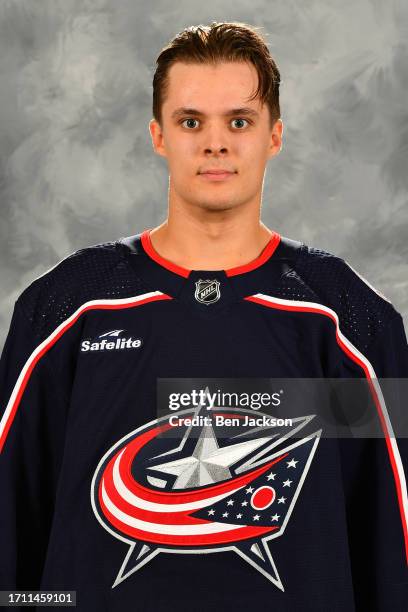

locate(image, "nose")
[[202, 123, 229, 155], [204, 144, 228, 155]]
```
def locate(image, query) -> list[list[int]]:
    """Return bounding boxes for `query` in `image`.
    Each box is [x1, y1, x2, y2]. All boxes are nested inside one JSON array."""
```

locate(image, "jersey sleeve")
[[338, 312, 408, 609], [0, 299, 69, 590]]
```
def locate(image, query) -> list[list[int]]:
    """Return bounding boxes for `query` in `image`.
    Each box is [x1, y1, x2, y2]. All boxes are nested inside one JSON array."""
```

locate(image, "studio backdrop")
[[0, 0, 407, 350]]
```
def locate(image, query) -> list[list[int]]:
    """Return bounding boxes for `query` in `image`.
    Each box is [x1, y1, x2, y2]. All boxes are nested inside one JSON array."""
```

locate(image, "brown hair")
[[152, 21, 281, 129]]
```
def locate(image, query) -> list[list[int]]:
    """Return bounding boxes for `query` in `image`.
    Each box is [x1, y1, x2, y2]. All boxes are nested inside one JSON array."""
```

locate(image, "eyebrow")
[[171, 107, 260, 120]]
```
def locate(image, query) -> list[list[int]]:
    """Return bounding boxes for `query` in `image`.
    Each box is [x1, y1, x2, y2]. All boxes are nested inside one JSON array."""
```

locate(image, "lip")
[[199, 170, 236, 181]]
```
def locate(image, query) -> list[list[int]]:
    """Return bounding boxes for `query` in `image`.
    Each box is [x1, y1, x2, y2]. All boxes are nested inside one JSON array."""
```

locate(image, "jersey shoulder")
[[15, 237, 149, 343], [286, 240, 399, 353]]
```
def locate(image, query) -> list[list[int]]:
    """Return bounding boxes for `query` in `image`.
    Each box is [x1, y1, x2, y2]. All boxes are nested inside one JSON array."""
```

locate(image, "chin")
[[195, 199, 240, 212]]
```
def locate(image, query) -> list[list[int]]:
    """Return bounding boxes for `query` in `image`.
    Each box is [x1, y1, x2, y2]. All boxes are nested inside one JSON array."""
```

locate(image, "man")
[[0, 21, 407, 611]]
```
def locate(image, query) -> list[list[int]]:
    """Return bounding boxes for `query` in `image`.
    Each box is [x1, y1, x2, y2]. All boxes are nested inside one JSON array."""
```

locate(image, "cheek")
[[238, 134, 267, 157], [239, 141, 268, 171], [168, 137, 196, 162], [245, 139, 268, 171]]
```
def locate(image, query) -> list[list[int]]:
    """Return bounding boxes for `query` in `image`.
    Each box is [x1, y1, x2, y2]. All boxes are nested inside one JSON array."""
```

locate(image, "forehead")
[[163, 61, 262, 113]]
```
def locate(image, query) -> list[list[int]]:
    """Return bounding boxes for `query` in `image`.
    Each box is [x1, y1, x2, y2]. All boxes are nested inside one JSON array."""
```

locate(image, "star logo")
[[91, 401, 321, 592]]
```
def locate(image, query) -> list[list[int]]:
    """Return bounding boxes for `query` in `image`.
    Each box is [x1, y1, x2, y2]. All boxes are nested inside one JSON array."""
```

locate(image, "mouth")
[[198, 170, 237, 182]]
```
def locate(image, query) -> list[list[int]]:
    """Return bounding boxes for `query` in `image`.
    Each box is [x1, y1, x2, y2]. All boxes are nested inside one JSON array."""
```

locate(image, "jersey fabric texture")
[[0, 228, 407, 611]]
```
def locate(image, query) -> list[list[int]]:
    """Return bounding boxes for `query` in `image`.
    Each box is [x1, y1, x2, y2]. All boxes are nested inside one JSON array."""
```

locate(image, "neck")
[[148, 216, 275, 271]]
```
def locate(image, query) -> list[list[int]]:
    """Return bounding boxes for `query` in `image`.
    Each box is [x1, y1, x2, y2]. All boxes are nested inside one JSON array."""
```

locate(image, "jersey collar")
[[120, 228, 299, 306], [139, 228, 281, 279]]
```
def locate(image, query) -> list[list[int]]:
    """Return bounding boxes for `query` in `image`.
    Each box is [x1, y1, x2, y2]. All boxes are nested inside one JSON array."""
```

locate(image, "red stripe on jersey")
[[0, 293, 172, 454], [245, 293, 408, 565]]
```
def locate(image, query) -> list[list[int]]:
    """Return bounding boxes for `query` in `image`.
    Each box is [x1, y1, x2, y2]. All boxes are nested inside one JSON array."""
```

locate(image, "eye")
[[181, 118, 200, 129], [179, 117, 251, 130], [231, 118, 250, 129]]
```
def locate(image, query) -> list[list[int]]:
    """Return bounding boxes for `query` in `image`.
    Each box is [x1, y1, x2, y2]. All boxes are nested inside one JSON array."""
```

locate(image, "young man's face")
[[149, 61, 283, 213]]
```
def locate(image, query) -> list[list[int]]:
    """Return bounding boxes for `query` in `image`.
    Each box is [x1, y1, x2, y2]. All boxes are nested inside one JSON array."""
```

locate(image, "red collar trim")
[[140, 228, 281, 278]]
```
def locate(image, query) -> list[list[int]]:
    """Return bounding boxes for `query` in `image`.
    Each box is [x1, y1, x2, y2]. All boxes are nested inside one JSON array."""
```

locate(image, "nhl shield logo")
[[194, 279, 221, 305]]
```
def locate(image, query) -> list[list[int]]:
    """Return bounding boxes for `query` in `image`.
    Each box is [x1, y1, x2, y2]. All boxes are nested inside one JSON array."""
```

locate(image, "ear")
[[149, 118, 167, 158], [268, 118, 283, 159]]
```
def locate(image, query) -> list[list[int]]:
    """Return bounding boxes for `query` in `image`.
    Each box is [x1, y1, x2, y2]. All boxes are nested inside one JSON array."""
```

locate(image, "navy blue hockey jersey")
[[0, 228, 407, 611]]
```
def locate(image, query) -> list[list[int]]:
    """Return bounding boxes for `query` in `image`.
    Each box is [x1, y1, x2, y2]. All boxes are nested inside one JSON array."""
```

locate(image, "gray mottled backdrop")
[[1, 0, 407, 350]]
